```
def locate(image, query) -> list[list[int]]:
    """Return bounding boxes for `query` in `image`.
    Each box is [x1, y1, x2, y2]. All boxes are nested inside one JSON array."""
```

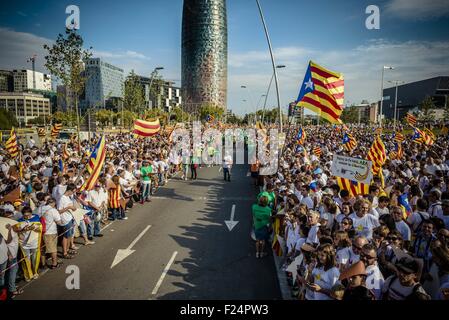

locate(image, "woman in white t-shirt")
[[308, 244, 340, 300]]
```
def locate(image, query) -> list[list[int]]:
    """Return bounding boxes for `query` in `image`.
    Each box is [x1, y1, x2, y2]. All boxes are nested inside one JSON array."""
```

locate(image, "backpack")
[[383, 275, 430, 300]]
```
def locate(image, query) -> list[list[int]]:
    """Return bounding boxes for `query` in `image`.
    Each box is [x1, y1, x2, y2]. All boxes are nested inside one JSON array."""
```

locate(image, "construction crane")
[[27, 54, 37, 90]]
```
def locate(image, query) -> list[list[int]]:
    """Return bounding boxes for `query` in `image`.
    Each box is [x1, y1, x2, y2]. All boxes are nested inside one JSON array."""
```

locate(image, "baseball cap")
[[313, 168, 323, 175], [396, 256, 420, 274]]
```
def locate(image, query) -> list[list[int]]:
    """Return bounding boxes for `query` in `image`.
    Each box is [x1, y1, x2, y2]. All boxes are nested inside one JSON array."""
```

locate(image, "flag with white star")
[[295, 61, 344, 124]]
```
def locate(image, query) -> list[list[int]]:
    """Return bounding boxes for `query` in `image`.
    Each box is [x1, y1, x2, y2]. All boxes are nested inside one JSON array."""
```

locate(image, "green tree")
[[341, 105, 359, 123], [51, 111, 77, 127], [170, 106, 189, 123], [419, 95, 436, 123], [27, 115, 52, 126], [96, 110, 115, 128], [199, 104, 224, 122], [43, 28, 92, 149], [0, 109, 18, 130], [123, 70, 145, 114]]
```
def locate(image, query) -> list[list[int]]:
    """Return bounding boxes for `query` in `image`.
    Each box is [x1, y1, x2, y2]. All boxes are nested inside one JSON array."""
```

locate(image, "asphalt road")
[[17, 163, 281, 300]]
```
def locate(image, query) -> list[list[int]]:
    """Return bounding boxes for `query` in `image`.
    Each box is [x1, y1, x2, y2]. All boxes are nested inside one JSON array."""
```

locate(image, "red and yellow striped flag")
[[37, 128, 46, 138], [336, 177, 369, 198], [406, 113, 417, 127], [296, 61, 344, 124], [5, 128, 19, 158], [133, 119, 161, 137], [80, 136, 106, 191], [51, 123, 63, 139], [367, 135, 386, 176], [312, 146, 322, 157]]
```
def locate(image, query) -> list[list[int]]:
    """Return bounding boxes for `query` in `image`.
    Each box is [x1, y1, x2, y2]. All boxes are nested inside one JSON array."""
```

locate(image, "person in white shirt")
[[223, 153, 233, 182], [1, 210, 21, 296], [85, 184, 105, 238], [428, 190, 443, 217], [391, 206, 412, 246], [52, 176, 67, 207], [307, 244, 340, 300], [57, 183, 78, 259], [438, 199, 449, 230], [360, 244, 384, 300], [300, 185, 314, 210], [42, 198, 64, 269], [407, 198, 430, 233], [343, 236, 368, 270], [375, 196, 390, 216], [349, 199, 380, 240], [306, 211, 321, 246]]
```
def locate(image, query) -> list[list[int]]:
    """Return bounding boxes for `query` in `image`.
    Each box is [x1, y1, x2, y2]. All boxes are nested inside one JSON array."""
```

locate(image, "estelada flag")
[[133, 119, 161, 137]]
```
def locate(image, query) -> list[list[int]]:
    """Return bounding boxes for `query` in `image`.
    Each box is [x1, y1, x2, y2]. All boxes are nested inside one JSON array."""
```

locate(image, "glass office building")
[[182, 0, 227, 112], [84, 58, 124, 109]]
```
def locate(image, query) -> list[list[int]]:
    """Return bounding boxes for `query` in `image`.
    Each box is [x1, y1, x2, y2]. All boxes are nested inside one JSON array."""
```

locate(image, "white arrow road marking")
[[151, 251, 178, 296], [225, 204, 239, 231], [110, 225, 152, 269]]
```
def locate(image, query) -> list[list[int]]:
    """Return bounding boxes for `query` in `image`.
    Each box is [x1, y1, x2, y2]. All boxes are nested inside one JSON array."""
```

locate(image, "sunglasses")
[[360, 253, 376, 260], [341, 221, 350, 225], [352, 244, 363, 250], [387, 236, 399, 241]]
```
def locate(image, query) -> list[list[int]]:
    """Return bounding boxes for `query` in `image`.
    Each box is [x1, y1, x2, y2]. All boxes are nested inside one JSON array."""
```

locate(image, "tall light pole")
[[388, 80, 404, 130], [149, 66, 164, 110], [379, 66, 394, 127], [262, 64, 285, 123], [255, 0, 283, 132], [241, 85, 256, 123]]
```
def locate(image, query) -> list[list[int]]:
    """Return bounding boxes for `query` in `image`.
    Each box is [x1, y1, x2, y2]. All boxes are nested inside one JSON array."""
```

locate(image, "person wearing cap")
[[339, 261, 375, 300], [382, 256, 430, 300]]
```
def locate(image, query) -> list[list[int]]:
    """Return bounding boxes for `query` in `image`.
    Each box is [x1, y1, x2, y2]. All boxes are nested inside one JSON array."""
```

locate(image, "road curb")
[[271, 248, 294, 300]]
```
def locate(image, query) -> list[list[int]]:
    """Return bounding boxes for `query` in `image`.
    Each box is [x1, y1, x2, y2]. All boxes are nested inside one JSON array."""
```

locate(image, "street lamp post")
[[255, 0, 283, 132], [379, 66, 394, 127], [241, 85, 256, 124], [149, 66, 164, 110], [388, 80, 404, 130], [262, 64, 285, 124]]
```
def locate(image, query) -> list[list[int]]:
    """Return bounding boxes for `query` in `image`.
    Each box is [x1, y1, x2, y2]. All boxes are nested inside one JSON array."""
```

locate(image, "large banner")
[[331, 154, 373, 184]]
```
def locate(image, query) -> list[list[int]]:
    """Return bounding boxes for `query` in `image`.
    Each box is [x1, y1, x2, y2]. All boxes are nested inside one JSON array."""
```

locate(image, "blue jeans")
[[7, 258, 18, 292], [87, 213, 101, 236], [109, 208, 120, 221], [0, 260, 6, 288], [141, 181, 151, 201], [223, 168, 231, 181]]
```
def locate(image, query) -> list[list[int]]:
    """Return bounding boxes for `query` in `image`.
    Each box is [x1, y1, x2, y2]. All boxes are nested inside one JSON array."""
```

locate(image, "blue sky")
[[1, 0, 448, 115]]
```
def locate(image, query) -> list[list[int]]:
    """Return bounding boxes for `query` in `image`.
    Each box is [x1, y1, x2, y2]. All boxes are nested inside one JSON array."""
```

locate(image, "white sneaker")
[[256, 252, 260, 258], [122, 217, 129, 220]]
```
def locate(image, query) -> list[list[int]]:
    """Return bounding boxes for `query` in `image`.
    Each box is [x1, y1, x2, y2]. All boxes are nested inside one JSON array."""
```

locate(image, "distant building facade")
[[382, 76, 449, 120], [84, 58, 124, 110], [354, 101, 378, 123], [13, 69, 52, 92], [0, 70, 14, 92], [0, 92, 51, 125]]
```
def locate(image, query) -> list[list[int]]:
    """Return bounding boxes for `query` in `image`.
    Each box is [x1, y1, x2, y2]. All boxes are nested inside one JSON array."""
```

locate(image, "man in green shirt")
[[140, 160, 153, 204], [252, 195, 272, 258]]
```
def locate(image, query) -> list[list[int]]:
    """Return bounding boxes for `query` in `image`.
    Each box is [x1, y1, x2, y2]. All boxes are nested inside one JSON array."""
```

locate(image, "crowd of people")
[[251, 122, 449, 300], [0, 130, 187, 299]]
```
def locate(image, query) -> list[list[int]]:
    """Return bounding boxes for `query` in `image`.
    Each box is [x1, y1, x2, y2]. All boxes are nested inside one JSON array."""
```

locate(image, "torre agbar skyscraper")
[[182, 0, 227, 112]]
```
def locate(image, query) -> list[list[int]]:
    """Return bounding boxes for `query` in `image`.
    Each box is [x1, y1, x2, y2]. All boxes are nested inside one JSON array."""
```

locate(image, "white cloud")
[[92, 49, 150, 60], [0, 27, 53, 73], [385, 0, 449, 19], [228, 39, 449, 114]]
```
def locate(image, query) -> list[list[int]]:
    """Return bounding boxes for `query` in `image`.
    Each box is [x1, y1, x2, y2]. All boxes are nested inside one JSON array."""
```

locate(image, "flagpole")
[[255, 0, 283, 133]]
